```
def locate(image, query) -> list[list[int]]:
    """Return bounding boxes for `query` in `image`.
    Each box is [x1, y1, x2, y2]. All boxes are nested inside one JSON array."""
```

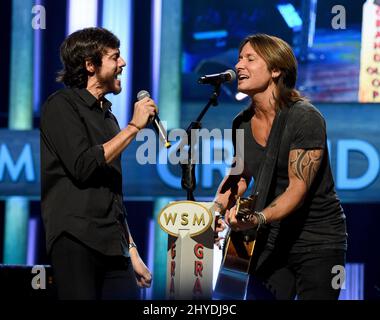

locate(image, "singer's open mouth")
[[114, 69, 123, 79]]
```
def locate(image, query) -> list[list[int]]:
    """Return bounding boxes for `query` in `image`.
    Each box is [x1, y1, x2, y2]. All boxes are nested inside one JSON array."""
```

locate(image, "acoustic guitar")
[[213, 194, 262, 300]]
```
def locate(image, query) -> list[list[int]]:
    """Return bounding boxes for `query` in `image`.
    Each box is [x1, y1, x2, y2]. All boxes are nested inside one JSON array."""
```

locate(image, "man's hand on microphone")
[[130, 97, 157, 129], [103, 97, 157, 163]]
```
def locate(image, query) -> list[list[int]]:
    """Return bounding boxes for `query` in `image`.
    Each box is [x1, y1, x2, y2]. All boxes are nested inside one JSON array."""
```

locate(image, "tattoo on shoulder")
[[289, 149, 323, 188]]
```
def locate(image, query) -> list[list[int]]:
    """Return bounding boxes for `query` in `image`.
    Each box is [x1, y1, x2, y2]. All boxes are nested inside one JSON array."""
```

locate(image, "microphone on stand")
[[198, 69, 236, 85], [137, 90, 171, 148]]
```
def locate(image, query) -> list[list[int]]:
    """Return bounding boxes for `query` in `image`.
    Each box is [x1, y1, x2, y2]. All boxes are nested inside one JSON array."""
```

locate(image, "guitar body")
[[214, 230, 256, 299], [213, 195, 260, 300]]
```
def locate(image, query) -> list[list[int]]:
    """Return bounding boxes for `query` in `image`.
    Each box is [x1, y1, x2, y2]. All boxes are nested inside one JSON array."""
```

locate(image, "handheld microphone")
[[136, 90, 171, 148], [198, 69, 236, 85]]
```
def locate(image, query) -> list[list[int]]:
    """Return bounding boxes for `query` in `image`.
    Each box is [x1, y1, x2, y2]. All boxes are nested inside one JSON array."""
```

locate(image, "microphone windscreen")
[[225, 69, 236, 82], [137, 90, 150, 101]]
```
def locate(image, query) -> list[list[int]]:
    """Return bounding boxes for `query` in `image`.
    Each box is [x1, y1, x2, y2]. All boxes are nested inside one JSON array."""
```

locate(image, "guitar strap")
[[238, 104, 290, 253], [214, 104, 291, 297], [251, 104, 290, 210]]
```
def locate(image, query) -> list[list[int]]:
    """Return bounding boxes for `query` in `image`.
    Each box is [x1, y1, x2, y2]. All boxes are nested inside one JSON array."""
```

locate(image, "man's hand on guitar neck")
[[225, 204, 258, 232]]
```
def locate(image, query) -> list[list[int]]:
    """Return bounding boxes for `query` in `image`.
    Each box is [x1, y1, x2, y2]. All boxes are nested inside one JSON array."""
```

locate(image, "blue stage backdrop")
[[1, 103, 379, 202]]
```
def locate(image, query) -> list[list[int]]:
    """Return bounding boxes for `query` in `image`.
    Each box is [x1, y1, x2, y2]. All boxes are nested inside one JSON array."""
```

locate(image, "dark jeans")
[[51, 233, 139, 300], [247, 248, 346, 300]]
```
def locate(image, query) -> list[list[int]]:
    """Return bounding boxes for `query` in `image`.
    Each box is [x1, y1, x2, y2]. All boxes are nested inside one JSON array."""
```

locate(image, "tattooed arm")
[[261, 148, 324, 223], [225, 148, 323, 231]]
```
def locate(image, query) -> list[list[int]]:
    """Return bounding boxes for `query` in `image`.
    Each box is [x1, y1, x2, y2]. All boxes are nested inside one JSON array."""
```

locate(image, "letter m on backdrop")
[[0, 144, 35, 181]]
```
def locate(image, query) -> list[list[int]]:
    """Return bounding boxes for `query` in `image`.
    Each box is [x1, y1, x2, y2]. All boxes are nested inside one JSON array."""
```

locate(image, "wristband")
[[128, 242, 137, 250], [254, 211, 267, 226]]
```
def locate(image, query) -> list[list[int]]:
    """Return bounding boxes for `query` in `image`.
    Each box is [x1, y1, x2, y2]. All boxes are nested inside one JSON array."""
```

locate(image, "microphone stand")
[[181, 83, 221, 201]]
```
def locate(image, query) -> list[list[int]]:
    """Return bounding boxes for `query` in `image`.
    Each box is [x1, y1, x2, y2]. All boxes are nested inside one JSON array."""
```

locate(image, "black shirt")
[[234, 101, 347, 253], [40, 88, 129, 256]]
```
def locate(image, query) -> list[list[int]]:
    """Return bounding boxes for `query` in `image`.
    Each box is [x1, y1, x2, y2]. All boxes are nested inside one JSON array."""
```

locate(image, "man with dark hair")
[[40, 27, 154, 299]]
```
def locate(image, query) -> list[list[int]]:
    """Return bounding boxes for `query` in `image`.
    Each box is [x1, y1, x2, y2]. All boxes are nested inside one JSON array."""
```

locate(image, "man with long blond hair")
[[214, 34, 347, 300]]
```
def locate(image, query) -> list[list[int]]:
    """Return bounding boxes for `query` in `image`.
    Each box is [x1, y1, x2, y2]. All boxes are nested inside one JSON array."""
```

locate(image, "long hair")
[[239, 34, 306, 109], [56, 27, 120, 88]]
